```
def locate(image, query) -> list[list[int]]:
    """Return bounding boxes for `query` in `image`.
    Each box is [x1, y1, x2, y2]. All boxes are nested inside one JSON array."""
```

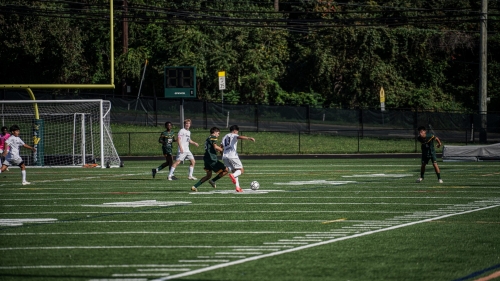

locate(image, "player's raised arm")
[[238, 135, 255, 142], [23, 143, 36, 152]]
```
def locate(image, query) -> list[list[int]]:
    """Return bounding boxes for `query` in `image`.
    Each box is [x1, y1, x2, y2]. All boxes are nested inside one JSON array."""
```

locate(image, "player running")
[[152, 121, 177, 180], [168, 119, 199, 180], [190, 127, 229, 192], [221, 125, 255, 192], [0, 125, 36, 185]]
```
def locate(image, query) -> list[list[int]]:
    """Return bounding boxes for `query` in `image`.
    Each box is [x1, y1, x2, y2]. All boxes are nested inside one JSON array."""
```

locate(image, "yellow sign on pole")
[[218, 71, 226, 90], [380, 87, 386, 111], [379, 87, 385, 103]]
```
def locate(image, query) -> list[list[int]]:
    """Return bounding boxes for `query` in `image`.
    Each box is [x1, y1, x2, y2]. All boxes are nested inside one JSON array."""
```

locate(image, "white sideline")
[[151, 204, 500, 281]]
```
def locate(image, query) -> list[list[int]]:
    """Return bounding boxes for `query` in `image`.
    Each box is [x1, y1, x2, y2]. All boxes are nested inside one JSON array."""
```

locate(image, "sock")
[[168, 167, 175, 177], [157, 162, 167, 171], [194, 180, 202, 188], [212, 174, 222, 182], [22, 170, 26, 182], [436, 173, 441, 179], [233, 170, 242, 178], [420, 173, 424, 178], [235, 177, 240, 187], [189, 166, 194, 177]]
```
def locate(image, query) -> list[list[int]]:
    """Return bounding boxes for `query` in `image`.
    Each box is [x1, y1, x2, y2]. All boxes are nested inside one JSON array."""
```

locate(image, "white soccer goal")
[[0, 99, 121, 168]]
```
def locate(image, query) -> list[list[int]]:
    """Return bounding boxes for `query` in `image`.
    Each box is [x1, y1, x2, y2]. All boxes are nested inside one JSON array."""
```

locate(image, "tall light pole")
[[479, 0, 488, 143]]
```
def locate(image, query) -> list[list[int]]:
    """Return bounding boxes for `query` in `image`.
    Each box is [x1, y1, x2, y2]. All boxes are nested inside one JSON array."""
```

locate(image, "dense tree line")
[[1, 0, 499, 112]]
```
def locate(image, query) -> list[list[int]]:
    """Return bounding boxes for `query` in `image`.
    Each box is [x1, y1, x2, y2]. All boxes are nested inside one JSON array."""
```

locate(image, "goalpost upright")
[[0, 1, 116, 167]]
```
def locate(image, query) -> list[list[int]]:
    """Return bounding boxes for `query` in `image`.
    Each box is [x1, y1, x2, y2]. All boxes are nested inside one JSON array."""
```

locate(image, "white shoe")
[[438, 179, 443, 183], [168, 176, 173, 181], [22, 181, 31, 185], [188, 176, 197, 180], [416, 178, 423, 183]]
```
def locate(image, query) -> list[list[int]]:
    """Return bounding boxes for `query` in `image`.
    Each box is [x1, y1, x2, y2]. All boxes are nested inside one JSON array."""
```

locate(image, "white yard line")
[[150, 202, 500, 281]]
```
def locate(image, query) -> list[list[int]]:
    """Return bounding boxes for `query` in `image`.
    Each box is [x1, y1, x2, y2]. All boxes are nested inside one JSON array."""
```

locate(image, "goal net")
[[0, 100, 121, 168]]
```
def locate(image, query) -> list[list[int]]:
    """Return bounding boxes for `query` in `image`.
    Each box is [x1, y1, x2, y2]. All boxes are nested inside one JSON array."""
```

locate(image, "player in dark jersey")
[[191, 127, 229, 192], [152, 121, 177, 179], [416, 126, 443, 183]]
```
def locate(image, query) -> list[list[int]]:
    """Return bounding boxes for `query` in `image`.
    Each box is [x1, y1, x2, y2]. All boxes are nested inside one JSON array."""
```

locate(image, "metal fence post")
[[298, 130, 301, 154], [357, 130, 360, 153]]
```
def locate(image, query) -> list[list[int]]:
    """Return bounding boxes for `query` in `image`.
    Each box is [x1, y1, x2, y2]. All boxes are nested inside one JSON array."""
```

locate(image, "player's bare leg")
[[432, 162, 442, 183], [209, 168, 228, 189], [192, 170, 212, 191], [416, 164, 426, 183]]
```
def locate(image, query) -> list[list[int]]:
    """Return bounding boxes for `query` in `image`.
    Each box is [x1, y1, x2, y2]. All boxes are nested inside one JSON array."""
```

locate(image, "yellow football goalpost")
[[0, 0, 116, 167]]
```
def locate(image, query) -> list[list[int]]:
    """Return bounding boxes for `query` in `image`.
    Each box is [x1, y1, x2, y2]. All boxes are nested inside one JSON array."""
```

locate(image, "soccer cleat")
[[438, 179, 443, 183], [171, 175, 178, 180], [188, 176, 197, 180], [209, 180, 216, 188], [191, 186, 198, 192], [229, 174, 237, 184], [235, 186, 243, 192], [22, 181, 31, 185], [416, 178, 423, 183], [152, 169, 157, 179]]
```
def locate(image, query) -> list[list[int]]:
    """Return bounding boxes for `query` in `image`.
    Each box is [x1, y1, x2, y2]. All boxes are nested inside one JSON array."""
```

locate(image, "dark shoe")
[[152, 169, 157, 179]]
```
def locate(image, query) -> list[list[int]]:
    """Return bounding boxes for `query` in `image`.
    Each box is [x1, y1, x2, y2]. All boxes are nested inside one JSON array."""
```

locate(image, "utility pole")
[[479, 0, 488, 143], [123, 0, 129, 54]]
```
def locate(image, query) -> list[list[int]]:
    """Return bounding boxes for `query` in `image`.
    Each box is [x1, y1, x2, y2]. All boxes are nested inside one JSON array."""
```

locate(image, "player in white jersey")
[[168, 119, 199, 180], [221, 125, 255, 192], [0, 125, 36, 185]]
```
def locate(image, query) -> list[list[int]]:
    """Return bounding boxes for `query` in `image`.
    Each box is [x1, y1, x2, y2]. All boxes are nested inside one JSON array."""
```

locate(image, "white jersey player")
[[168, 119, 199, 181], [221, 125, 255, 192], [0, 125, 36, 185]]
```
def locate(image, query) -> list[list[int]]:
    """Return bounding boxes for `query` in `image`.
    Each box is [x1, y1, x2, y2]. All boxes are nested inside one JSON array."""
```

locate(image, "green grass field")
[[1, 158, 499, 281]]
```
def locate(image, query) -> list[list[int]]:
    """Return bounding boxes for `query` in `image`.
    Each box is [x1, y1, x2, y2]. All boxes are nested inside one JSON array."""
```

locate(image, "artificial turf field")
[[0, 158, 499, 281]]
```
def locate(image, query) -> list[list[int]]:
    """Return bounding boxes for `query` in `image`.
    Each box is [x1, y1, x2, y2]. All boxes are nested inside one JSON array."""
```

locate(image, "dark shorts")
[[204, 160, 226, 174], [421, 151, 437, 164], [162, 147, 173, 155]]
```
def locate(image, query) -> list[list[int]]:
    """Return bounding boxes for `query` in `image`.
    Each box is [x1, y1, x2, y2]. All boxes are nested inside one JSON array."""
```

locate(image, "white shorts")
[[3, 157, 23, 166], [176, 151, 195, 161], [223, 157, 243, 171]]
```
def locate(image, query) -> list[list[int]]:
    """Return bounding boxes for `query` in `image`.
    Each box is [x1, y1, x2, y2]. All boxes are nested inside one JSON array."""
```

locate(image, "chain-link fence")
[[3, 91, 499, 155]]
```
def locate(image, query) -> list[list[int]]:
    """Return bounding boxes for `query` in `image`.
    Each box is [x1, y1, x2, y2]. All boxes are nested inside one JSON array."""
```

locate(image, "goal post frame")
[[0, 99, 121, 168]]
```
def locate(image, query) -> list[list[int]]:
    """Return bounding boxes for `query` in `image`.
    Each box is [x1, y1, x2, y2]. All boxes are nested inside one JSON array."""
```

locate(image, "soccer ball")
[[250, 181, 260, 190]]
